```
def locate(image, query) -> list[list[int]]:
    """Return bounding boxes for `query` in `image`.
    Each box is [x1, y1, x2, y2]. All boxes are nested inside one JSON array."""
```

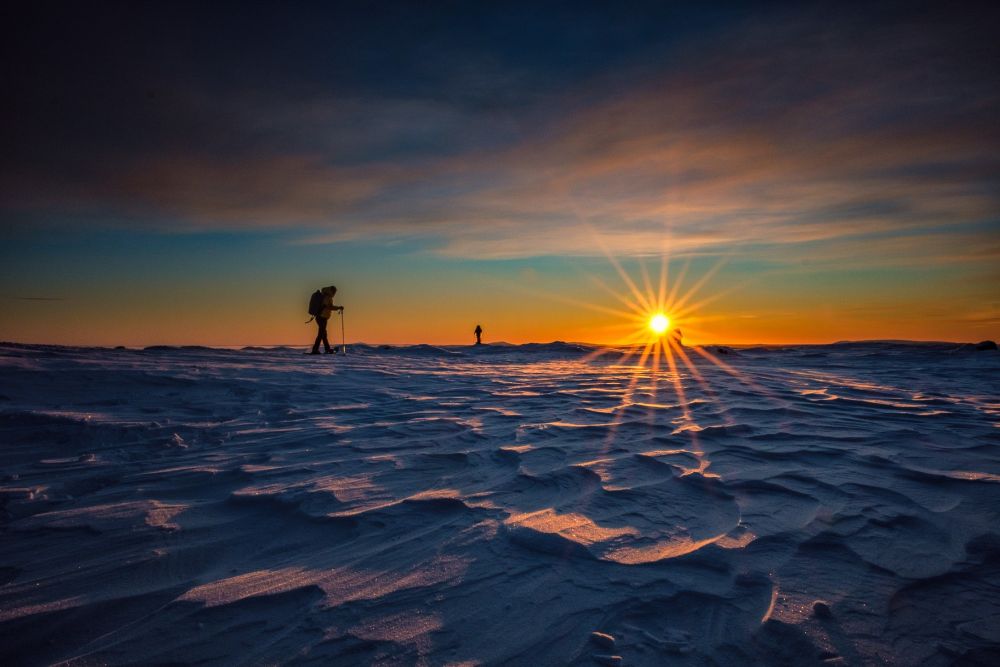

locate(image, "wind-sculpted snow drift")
[[0, 341, 998, 665]]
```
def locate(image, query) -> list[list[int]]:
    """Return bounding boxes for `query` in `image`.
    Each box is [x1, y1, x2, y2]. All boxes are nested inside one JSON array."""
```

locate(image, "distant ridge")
[[830, 339, 959, 346], [1, 340, 995, 354]]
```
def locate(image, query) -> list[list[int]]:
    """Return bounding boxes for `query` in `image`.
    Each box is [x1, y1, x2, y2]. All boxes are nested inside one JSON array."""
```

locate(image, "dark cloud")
[[9, 296, 67, 301]]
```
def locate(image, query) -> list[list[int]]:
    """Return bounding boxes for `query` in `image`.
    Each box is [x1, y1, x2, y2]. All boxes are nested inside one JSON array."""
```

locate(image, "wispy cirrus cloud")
[[7, 296, 67, 301], [2, 3, 997, 267]]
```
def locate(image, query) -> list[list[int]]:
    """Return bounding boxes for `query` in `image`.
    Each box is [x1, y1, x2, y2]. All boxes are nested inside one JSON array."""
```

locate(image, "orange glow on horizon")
[[2, 243, 993, 347]]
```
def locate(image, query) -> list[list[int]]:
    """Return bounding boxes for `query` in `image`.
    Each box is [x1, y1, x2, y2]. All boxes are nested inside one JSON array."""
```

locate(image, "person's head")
[[323, 285, 337, 296]]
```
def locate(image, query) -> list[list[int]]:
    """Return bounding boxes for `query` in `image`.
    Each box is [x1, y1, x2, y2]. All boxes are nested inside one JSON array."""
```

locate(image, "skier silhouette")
[[310, 286, 343, 354]]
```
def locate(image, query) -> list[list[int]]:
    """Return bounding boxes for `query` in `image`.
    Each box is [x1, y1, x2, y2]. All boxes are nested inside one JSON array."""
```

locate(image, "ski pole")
[[340, 309, 346, 354]]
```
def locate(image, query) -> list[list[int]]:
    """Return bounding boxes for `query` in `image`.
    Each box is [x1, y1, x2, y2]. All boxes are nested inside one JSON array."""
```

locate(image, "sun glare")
[[557, 247, 761, 479], [649, 313, 670, 334]]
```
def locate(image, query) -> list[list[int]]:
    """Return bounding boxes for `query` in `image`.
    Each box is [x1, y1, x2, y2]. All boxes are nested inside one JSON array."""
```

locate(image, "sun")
[[649, 313, 670, 335]]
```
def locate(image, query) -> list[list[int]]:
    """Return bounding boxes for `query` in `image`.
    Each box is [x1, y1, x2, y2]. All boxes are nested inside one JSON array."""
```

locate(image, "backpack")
[[307, 290, 324, 317]]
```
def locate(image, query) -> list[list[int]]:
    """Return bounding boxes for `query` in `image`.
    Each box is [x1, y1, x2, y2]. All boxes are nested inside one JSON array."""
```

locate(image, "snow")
[[1, 341, 998, 664]]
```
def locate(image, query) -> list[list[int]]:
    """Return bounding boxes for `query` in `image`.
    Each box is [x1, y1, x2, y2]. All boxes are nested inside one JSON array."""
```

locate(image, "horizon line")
[[1, 338, 993, 351]]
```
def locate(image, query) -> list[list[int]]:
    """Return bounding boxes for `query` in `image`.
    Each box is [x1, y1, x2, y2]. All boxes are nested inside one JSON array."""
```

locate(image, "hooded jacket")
[[319, 286, 339, 319]]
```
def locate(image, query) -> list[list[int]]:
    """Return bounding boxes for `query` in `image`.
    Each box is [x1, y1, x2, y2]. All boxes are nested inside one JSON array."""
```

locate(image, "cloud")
[[2, 3, 997, 266], [8, 296, 67, 301]]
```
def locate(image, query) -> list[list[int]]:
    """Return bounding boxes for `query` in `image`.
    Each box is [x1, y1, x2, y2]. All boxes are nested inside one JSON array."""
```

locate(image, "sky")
[[1, 0, 998, 346]]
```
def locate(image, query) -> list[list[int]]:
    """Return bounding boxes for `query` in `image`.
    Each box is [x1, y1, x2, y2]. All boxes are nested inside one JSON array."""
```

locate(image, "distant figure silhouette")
[[474, 324, 483, 345], [671, 328, 684, 346], [310, 285, 343, 354]]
